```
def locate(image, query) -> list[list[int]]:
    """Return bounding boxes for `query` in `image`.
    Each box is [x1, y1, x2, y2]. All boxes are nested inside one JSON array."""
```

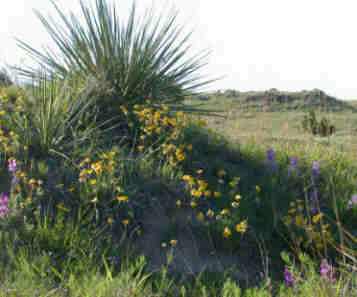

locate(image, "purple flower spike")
[[8, 159, 17, 173], [310, 189, 319, 214], [311, 161, 320, 184], [0, 193, 9, 204], [290, 157, 298, 169], [0, 193, 10, 217], [310, 189, 318, 202], [287, 156, 298, 176], [11, 175, 18, 185], [284, 268, 296, 286], [312, 161, 319, 174], [266, 150, 275, 162], [320, 259, 336, 282], [266, 149, 277, 172]]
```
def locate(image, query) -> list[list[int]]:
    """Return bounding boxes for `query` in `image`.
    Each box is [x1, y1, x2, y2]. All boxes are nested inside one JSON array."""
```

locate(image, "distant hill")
[[192, 88, 357, 112]]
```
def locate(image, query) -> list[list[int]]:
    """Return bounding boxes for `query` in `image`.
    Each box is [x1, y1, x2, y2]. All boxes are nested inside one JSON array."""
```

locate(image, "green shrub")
[[301, 110, 336, 137]]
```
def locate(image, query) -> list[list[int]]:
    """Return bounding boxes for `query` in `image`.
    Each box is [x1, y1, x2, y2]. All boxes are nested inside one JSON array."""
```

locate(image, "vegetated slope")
[[196, 88, 357, 112]]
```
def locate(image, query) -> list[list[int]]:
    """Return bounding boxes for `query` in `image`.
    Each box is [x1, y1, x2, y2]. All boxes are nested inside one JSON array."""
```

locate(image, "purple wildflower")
[[267, 150, 275, 162], [284, 268, 296, 287], [347, 194, 357, 209], [320, 259, 336, 282], [8, 159, 17, 173], [11, 175, 18, 185], [311, 161, 320, 184], [310, 189, 318, 202], [0, 193, 10, 217], [0, 193, 9, 204], [266, 149, 277, 172], [312, 161, 320, 173], [310, 189, 319, 214], [287, 156, 298, 176], [290, 157, 298, 169]]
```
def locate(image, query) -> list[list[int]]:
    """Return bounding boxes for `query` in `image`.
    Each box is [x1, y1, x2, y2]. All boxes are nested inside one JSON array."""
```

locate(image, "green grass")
[[0, 83, 357, 296]]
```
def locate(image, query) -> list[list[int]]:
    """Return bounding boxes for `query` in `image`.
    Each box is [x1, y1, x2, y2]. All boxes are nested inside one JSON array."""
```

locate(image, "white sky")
[[1, 0, 357, 100]]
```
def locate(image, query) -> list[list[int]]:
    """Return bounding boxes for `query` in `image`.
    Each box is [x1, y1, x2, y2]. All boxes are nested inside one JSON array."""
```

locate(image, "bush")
[[301, 110, 336, 137]]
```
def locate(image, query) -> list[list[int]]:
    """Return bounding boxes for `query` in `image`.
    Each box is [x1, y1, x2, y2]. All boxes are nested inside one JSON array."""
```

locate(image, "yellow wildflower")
[[223, 227, 231, 238], [220, 209, 230, 215], [206, 209, 214, 217], [28, 178, 36, 185], [235, 220, 247, 233], [285, 216, 292, 225], [190, 201, 197, 208], [231, 201, 239, 208], [204, 190, 211, 197], [313, 213, 324, 224], [117, 196, 129, 202], [218, 169, 226, 176], [197, 212, 204, 222], [295, 216, 303, 225]]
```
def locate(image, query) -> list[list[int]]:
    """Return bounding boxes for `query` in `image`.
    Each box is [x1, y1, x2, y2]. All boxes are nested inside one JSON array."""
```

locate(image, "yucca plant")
[[10, 0, 223, 142], [0, 66, 116, 161]]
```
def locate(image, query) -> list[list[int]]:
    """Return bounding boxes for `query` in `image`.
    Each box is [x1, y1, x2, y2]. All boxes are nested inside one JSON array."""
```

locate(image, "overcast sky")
[[1, 0, 356, 100]]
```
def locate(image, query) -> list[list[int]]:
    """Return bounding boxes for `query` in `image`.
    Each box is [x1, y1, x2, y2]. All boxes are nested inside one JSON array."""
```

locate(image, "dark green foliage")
[[301, 110, 336, 137]]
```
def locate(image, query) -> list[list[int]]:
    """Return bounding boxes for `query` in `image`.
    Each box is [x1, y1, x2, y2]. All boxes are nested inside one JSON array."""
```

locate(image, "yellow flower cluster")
[[284, 199, 333, 252], [181, 169, 247, 238], [5, 158, 45, 212], [78, 151, 116, 183], [128, 103, 192, 168]]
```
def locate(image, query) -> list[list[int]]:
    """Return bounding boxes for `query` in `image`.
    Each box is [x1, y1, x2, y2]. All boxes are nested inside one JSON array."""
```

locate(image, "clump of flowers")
[[0, 193, 10, 217], [287, 156, 298, 176], [310, 161, 320, 215], [266, 149, 277, 173], [8, 157, 19, 187], [284, 267, 299, 287], [320, 259, 336, 283], [311, 161, 320, 185]]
